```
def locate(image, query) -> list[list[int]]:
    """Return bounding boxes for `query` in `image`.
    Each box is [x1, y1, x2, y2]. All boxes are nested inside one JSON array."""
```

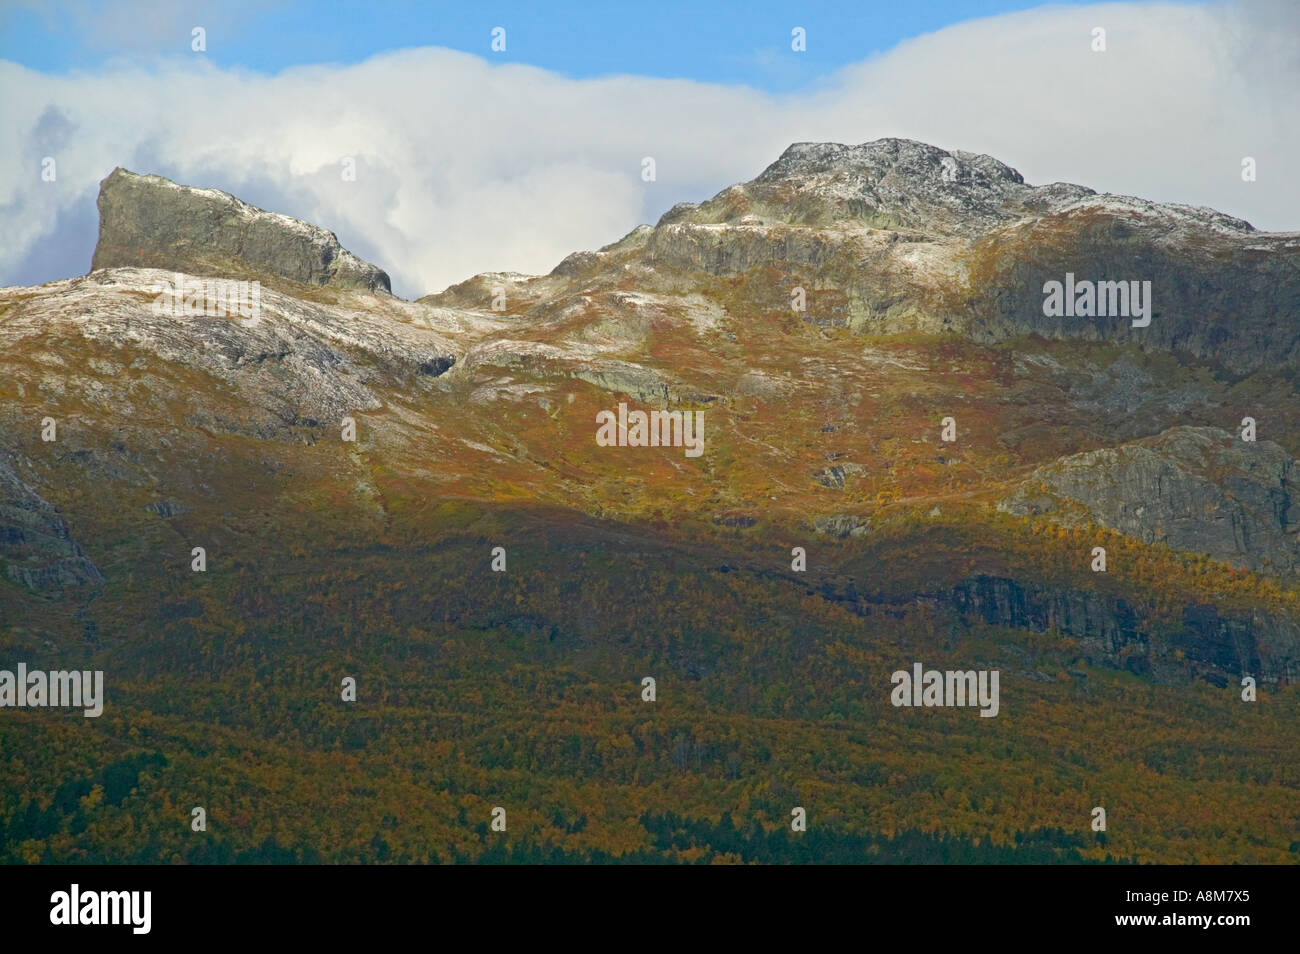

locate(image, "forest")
[[2, 497, 1296, 864]]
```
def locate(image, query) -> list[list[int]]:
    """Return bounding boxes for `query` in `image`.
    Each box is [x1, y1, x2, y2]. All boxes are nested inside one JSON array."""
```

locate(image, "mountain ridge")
[[424, 136, 1298, 373]]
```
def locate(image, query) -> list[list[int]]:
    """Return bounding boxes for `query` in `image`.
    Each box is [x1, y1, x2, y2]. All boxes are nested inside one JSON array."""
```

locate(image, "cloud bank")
[[2, 1, 1296, 299]]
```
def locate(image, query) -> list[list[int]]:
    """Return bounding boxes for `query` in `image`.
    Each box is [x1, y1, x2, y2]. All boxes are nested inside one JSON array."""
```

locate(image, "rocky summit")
[[3, 138, 1299, 865], [91, 168, 392, 293]]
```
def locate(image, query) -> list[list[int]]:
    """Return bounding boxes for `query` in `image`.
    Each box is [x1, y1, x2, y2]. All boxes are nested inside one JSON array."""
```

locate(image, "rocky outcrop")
[[1000, 427, 1300, 572], [813, 462, 866, 489], [568, 362, 674, 404], [144, 499, 189, 518], [812, 513, 870, 538], [91, 168, 392, 293], [0, 452, 103, 590]]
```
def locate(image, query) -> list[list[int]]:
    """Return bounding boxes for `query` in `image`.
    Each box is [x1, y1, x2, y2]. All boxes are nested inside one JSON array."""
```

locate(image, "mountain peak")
[[90, 167, 392, 294], [658, 137, 1098, 235], [762, 138, 1024, 187]]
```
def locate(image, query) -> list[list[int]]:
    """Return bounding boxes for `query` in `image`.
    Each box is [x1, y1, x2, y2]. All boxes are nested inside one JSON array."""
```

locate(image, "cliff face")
[[90, 168, 392, 293], [948, 575, 1299, 686], [962, 209, 1300, 374], [0, 452, 103, 590], [1000, 427, 1300, 573]]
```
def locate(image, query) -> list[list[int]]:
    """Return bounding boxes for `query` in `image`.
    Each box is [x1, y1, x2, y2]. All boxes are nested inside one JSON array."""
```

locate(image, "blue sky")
[[3, 0, 1118, 90]]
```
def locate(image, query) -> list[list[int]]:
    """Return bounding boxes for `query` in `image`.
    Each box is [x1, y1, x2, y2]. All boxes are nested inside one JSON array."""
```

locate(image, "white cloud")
[[2, 1, 1296, 299]]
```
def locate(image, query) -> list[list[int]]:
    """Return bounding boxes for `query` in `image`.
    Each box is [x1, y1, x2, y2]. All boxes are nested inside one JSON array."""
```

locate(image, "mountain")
[[1, 139, 1298, 865]]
